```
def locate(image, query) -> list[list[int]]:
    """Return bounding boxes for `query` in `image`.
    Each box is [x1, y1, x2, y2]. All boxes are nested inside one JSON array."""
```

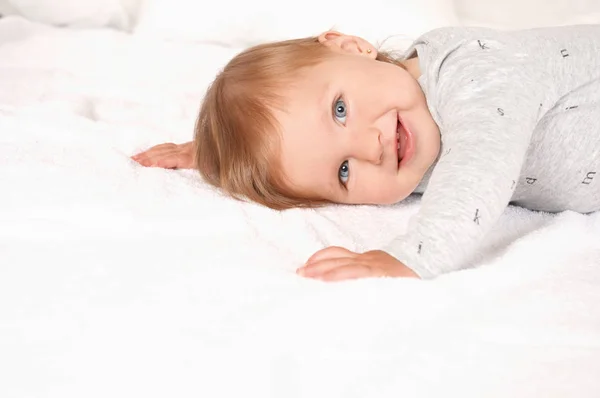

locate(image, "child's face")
[[275, 33, 441, 205]]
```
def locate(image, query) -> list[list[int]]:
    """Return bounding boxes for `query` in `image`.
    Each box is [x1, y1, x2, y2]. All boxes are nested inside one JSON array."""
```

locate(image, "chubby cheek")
[[355, 173, 408, 205], [377, 186, 410, 205]]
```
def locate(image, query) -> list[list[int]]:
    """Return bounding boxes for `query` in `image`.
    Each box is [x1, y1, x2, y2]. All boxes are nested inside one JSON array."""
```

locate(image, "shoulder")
[[409, 26, 521, 77], [417, 25, 549, 81], [416, 26, 501, 47], [420, 24, 600, 54]]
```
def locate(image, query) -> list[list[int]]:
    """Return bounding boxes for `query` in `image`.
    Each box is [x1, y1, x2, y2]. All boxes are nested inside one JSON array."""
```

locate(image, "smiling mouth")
[[396, 116, 413, 168], [396, 125, 401, 164], [396, 120, 404, 164]]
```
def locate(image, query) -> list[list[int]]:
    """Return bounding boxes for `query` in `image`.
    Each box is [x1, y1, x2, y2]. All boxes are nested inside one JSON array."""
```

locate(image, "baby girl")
[[132, 25, 600, 281]]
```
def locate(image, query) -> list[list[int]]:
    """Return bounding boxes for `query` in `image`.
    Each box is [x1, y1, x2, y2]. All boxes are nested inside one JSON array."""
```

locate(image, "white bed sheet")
[[1, 16, 600, 398]]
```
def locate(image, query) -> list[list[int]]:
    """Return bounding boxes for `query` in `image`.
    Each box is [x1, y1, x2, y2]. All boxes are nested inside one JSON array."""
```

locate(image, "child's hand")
[[297, 246, 419, 281], [131, 142, 195, 169]]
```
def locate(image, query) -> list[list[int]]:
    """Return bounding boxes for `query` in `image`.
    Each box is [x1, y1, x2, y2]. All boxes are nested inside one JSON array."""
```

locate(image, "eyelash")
[[333, 95, 348, 126], [339, 160, 350, 189]]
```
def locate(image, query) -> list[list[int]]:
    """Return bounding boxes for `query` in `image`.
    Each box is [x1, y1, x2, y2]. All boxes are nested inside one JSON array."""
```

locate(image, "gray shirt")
[[384, 25, 600, 279]]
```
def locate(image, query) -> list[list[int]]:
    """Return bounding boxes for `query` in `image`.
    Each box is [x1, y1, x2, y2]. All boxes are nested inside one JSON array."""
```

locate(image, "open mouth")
[[396, 123, 402, 164], [396, 116, 414, 169]]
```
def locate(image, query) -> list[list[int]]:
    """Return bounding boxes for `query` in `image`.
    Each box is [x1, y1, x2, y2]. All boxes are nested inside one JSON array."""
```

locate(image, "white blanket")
[[1, 17, 599, 398]]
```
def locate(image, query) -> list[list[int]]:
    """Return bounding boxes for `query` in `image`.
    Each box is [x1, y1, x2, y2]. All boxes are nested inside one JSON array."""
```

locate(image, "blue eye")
[[333, 98, 347, 124], [339, 160, 350, 185]]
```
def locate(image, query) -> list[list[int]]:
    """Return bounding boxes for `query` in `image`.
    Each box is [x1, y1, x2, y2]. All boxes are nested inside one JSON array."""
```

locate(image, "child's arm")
[[385, 44, 541, 278]]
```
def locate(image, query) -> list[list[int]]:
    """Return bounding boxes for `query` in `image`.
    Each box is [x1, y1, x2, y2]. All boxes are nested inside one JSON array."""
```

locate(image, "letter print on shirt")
[[561, 49, 569, 57], [582, 171, 596, 185], [473, 208, 481, 225]]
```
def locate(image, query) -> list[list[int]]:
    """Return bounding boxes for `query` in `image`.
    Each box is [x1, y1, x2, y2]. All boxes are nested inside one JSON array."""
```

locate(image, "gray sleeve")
[[384, 41, 541, 278]]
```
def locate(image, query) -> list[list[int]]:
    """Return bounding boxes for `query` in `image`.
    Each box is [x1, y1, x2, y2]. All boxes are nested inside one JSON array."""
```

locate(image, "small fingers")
[[319, 264, 378, 282], [305, 246, 354, 264], [297, 257, 356, 278], [145, 143, 179, 152], [153, 152, 194, 169], [131, 143, 181, 168], [154, 158, 179, 169], [133, 155, 163, 167], [131, 143, 177, 157]]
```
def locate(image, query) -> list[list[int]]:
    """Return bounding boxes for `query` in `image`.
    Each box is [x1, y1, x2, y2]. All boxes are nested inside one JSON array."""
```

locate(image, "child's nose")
[[353, 127, 383, 165]]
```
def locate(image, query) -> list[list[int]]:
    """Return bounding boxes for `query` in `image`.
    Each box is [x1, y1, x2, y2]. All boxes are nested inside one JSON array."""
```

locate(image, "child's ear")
[[317, 31, 377, 59]]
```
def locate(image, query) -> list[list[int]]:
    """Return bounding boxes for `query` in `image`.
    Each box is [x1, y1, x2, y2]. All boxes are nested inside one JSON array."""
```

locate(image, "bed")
[[1, 1, 599, 397]]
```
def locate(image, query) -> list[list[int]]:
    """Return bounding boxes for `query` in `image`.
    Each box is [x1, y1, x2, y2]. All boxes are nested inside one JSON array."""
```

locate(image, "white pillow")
[[133, 0, 459, 48], [0, 0, 142, 31]]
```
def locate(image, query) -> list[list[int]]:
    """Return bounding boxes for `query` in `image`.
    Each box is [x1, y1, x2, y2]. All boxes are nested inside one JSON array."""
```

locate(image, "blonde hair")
[[194, 36, 405, 210]]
